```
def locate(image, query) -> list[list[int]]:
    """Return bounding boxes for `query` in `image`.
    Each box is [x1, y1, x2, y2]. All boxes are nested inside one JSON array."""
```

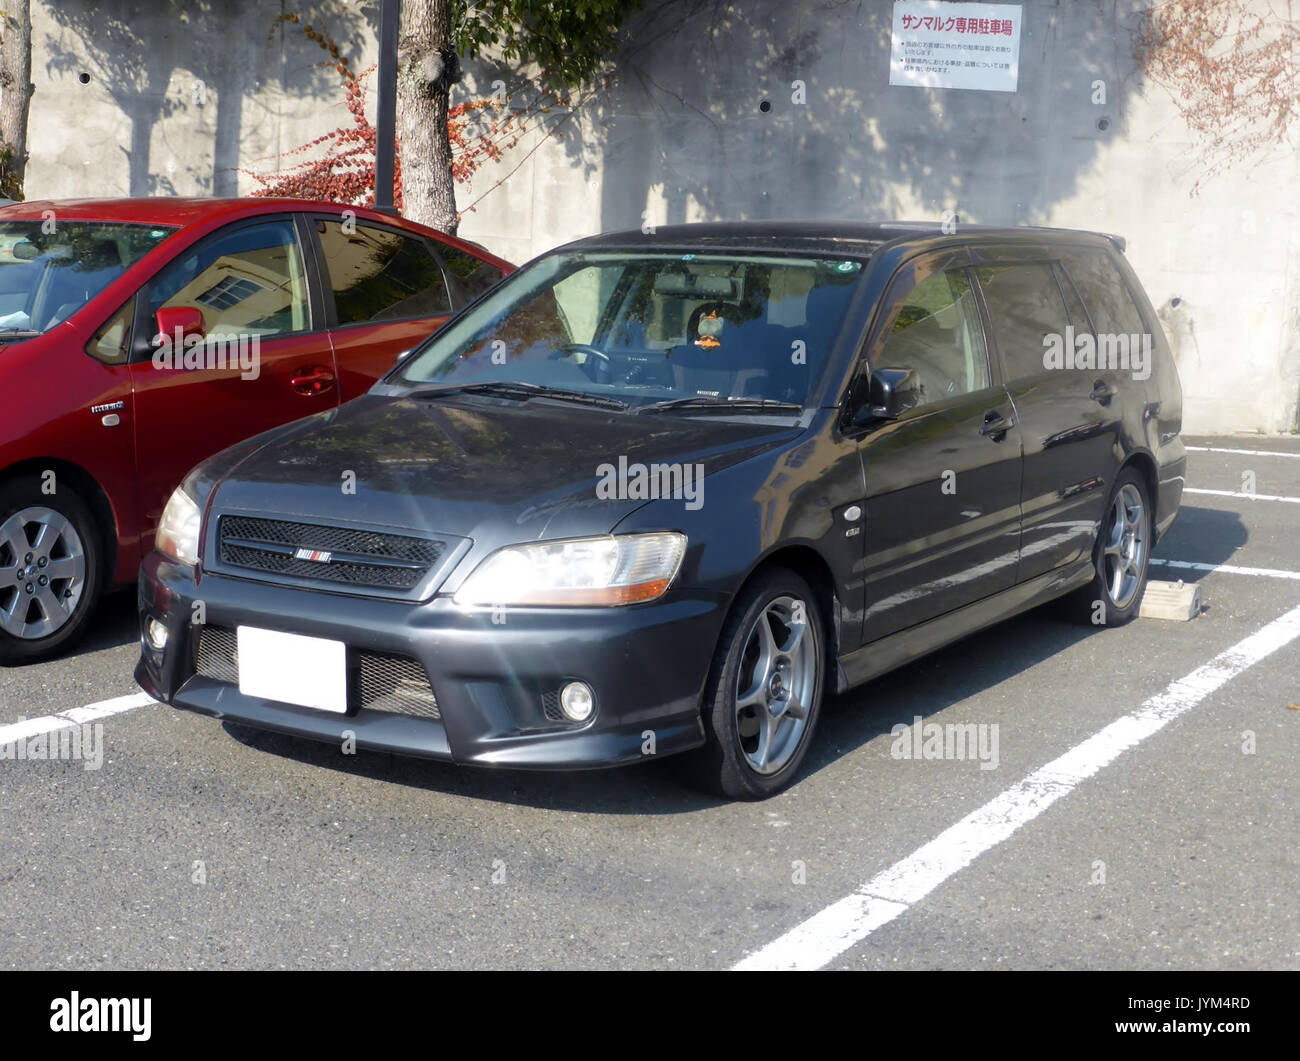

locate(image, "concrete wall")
[[23, 0, 1300, 435], [29, 0, 379, 198]]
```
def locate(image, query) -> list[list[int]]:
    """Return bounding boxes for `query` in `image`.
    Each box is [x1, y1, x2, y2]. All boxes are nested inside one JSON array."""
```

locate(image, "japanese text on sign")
[[890, 1, 1023, 93]]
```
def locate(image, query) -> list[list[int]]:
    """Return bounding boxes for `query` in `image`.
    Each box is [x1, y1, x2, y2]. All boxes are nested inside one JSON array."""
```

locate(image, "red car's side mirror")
[[155, 305, 205, 348]]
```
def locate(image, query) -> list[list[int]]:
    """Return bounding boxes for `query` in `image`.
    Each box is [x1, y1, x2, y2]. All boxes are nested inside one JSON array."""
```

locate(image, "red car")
[[0, 197, 512, 663]]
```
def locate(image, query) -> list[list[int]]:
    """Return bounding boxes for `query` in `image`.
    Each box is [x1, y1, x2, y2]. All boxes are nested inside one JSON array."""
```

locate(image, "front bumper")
[[135, 552, 719, 770]]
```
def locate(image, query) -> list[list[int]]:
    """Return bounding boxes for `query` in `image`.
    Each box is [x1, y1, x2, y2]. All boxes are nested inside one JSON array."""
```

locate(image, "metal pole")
[[374, 0, 400, 215]]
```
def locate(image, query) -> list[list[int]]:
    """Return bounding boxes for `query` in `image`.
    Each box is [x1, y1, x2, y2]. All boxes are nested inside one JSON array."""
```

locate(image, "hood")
[[205, 393, 802, 543]]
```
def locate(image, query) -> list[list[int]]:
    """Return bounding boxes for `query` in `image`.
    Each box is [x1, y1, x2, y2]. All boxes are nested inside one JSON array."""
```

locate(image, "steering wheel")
[[547, 343, 612, 381]]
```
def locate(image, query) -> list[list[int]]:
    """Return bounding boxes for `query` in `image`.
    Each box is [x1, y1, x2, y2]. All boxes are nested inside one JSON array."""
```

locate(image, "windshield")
[[394, 251, 866, 410], [0, 220, 176, 335]]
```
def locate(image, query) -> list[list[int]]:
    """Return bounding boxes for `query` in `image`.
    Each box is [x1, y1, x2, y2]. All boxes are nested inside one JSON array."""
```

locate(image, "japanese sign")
[[889, 1, 1022, 93]]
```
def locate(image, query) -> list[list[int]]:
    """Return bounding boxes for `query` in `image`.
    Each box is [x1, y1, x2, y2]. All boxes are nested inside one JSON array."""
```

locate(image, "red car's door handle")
[[290, 367, 336, 395]]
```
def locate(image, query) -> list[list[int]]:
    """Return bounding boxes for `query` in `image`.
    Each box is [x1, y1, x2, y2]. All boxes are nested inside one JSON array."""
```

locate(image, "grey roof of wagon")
[[556, 220, 1124, 256]]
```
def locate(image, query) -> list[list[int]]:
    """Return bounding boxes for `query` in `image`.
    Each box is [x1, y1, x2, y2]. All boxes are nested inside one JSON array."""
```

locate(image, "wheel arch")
[[0, 458, 120, 588], [730, 544, 842, 679], [1117, 449, 1160, 543]]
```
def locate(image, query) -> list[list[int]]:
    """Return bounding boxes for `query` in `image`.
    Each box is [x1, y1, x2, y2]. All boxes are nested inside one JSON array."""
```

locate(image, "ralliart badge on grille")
[[293, 548, 333, 563]]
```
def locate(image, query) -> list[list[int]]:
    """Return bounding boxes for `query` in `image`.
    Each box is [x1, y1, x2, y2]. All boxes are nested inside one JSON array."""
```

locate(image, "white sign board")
[[889, 1, 1023, 93]]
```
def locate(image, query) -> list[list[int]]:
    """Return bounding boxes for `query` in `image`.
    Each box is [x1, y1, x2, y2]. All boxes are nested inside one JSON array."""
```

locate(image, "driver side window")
[[874, 266, 990, 407], [144, 219, 310, 344]]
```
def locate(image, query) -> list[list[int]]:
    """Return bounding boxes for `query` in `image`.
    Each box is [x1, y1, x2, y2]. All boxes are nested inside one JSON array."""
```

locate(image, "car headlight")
[[453, 532, 687, 607], [156, 484, 201, 566]]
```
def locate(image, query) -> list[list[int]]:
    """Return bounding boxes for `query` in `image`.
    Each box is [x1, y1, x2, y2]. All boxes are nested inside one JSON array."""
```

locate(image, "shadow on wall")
[[42, 0, 371, 197], [507, 0, 1152, 236]]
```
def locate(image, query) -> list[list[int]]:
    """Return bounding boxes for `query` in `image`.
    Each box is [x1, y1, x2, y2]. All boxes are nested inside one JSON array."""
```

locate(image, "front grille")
[[217, 516, 444, 592], [193, 626, 440, 720]]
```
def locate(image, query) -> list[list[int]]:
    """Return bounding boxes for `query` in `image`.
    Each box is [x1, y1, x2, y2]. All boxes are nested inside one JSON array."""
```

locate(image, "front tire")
[[0, 477, 103, 665], [689, 569, 826, 800]]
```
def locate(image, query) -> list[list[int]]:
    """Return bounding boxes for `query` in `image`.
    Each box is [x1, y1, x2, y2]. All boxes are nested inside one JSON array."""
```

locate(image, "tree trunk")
[[397, 0, 460, 233], [0, 0, 33, 200]]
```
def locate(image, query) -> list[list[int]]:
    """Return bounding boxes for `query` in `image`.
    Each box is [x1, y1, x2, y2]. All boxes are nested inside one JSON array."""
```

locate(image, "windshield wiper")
[[634, 396, 803, 415], [407, 380, 628, 411], [0, 328, 42, 341]]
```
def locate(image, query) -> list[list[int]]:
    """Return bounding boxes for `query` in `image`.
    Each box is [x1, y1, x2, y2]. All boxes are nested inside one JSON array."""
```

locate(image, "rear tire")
[[0, 477, 103, 665], [1067, 467, 1151, 627], [688, 569, 826, 800]]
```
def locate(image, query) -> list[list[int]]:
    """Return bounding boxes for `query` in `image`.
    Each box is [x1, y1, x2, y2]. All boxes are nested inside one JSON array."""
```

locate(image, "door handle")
[[980, 410, 1015, 439], [290, 367, 336, 395], [1089, 380, 1115, 404]]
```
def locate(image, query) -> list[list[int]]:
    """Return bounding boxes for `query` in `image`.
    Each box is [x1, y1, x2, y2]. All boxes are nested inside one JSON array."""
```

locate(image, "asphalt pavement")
[[1, 435, 1296, 969]]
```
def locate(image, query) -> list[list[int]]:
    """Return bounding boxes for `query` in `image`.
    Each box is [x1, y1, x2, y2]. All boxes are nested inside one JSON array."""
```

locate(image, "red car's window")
[[144, 219, 311, 343], [315, 220, 452, 324], [438, 242, 505, 301], [85, 302, 133, 365]]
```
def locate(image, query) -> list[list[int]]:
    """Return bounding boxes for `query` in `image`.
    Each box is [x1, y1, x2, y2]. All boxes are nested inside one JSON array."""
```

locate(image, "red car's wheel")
[[0, 477, 103, 665]]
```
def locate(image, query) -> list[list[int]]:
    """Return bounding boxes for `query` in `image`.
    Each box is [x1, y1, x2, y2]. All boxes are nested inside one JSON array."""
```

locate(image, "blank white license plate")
[[236, 626, 347, 714]]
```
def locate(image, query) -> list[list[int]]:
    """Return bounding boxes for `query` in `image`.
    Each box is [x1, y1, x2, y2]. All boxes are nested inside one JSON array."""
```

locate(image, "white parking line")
[[1183, 487, 1300, 504], [1186, 445, 1300, 459], [1152, 558, 1300, 582], [734, 602, 1300, 971], [0, 691, 156, 747]]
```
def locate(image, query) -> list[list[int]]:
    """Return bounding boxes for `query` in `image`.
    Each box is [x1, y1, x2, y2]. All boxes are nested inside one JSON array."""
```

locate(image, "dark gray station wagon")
[[137, 222, 1184, 799]]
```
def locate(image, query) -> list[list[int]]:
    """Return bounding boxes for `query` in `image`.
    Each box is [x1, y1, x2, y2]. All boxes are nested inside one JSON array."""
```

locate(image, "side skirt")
[[836, 561, 1095, 692]]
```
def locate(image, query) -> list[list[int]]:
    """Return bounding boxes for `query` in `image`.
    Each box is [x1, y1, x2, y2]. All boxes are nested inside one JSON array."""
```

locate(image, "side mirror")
[[155, 305, 205, 348], [854, 367, 920, 424]]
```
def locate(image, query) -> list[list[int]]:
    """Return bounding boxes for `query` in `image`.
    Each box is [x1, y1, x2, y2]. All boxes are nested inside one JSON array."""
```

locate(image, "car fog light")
[[146, 618, 169, 651], [560, 681, 594, 722]]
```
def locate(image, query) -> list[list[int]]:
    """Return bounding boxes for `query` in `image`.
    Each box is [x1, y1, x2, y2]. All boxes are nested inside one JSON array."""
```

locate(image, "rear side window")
[[1059, 248, 1146, 338], [974, 263, 1070, 381], [438, 243, 505, 301], [316, 220, 452, 324]]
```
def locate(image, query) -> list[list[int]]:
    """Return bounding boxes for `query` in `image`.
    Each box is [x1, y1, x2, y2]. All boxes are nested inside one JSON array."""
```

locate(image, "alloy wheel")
[[1102, 483, 1146, 610], [0, 507, 88, 640], [734, 595, 818, 775]]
